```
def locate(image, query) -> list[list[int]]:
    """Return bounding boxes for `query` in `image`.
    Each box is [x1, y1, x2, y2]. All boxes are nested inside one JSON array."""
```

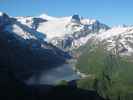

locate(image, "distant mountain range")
[[1, 11, 133, 83], [1, 12, 133, 55], [1, 12, 109, 50], [1, 12, 133, 100]]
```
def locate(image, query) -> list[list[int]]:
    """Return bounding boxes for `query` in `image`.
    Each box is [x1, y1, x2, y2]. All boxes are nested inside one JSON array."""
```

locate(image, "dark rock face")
[[32, 18, 47, 30], [92, 21, 110, 32], [71, 14, 81, 23], [0, 13, 11, 30]]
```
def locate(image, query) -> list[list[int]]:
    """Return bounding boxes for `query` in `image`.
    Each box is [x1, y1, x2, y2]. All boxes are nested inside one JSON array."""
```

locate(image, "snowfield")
[[1, 12, 133, 55]]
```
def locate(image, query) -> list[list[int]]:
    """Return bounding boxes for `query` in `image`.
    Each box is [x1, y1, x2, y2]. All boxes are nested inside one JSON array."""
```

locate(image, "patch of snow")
[[81, 19, 97, 25], [98, 26, 133, 40], [0, 12, 3, 16], [4, 24, 36, 40], [37, 16, 72, 39], [16, 16, 34, 28], [39, 13, 58, 20], [72, 34, 96, 48]]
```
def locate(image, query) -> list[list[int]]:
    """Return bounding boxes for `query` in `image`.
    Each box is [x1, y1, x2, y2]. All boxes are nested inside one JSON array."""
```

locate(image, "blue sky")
[[0, 0, 133, 26]]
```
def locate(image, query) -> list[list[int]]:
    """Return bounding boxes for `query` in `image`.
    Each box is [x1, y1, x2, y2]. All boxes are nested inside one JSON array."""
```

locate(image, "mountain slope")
[[0, 12, 70, 82], [75, 25, 133, 100], [15, 13, 109, 50], [76, 40, 133, 100], [97, 26, 133, 56]]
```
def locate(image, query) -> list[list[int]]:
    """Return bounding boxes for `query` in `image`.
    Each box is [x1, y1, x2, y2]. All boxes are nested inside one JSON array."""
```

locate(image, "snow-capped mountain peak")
[[39, 13, 58, 20], [36, 14, 109, 49], [0, 12, 109, 50]]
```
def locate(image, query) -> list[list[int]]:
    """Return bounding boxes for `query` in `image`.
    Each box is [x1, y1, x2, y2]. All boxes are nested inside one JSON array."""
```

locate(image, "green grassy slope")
[[76, 43, 133, 100]]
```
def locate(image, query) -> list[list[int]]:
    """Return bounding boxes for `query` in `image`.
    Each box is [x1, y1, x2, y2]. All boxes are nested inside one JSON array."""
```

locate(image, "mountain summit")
[[0, 12, 109, 50], [2, 12, 133, 55]]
